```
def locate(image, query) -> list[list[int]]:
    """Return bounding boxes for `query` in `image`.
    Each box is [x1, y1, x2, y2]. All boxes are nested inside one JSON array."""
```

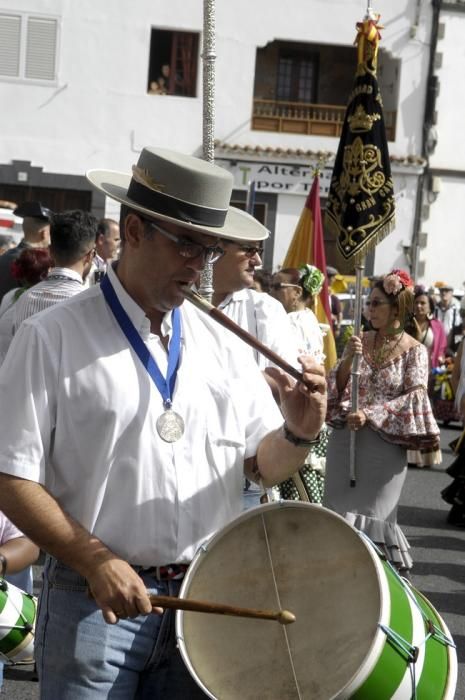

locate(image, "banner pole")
[[198, 0, 216, 302], [349, 262, 365, 486]]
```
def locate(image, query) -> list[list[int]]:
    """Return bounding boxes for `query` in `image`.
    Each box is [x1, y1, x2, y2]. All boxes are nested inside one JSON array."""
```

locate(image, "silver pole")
[[349, 262, 365, 487], [198, 0, 216, 302]]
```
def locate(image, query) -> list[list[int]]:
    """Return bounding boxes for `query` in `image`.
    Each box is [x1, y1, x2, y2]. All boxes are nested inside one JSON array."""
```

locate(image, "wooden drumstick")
[[149, 594, 296, 625], [181, 286, 311, 388]]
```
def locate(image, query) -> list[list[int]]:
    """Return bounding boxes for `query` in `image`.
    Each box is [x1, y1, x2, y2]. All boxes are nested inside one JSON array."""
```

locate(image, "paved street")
[[3, 424, 465, 698]]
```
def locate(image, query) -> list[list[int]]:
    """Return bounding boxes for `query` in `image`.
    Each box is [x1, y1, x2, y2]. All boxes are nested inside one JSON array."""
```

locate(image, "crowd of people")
[[0, 147, 462, 696]]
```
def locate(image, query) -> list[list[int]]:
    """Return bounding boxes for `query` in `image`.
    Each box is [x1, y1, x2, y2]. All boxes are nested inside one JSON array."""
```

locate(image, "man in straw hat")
[[0, 147, 326, 698]]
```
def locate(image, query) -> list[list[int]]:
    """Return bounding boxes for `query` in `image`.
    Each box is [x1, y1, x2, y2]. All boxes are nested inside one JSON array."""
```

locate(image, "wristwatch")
[[282, 422, 321, 447], [0, 553, 7, 578]]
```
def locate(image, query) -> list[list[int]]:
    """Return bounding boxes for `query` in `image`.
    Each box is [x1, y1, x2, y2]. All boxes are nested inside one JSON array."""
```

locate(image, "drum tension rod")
[[424, 618, 456, 648], [379, 624, 419, 664]]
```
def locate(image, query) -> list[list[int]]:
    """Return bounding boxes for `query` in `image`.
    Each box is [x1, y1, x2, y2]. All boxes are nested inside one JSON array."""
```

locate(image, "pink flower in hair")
[[383, 273, 403, 296], [390, 268, 414, 289]]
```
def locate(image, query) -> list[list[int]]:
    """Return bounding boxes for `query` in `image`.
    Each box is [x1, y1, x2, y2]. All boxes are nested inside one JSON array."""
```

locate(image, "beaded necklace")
[[369, 330, 405, 375]]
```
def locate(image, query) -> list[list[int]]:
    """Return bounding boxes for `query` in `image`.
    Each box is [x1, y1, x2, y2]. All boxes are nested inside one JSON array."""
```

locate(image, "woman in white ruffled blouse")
[[270, 265, 327, 503]]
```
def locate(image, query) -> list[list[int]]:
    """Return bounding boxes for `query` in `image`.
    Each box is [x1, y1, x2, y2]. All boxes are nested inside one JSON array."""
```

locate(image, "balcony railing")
[[252, 99, 396, 141]]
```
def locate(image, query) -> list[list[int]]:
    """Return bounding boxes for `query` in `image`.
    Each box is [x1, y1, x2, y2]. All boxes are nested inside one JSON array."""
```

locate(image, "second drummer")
[[0, 147, 326, 699]]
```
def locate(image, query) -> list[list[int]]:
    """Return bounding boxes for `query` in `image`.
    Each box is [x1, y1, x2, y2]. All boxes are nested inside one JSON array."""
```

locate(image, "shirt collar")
[[95, 253, 106, 269], [217, 288, 248, 310], [47, 267, 83, 283], [106, 263, 175, 339]]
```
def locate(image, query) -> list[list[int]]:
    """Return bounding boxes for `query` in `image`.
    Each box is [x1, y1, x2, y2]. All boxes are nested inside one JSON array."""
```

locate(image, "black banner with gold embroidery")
[[325, 14, 395, 272]]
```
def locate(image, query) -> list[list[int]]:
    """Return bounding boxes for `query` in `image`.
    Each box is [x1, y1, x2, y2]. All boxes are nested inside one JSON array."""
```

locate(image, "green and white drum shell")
[[176, 502, 457, 700], [0, 579, 37, 663], [341, 534, 457, 699]]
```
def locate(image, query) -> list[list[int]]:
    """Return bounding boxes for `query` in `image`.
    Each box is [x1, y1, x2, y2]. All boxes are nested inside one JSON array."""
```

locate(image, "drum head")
[[177, 502, 382, 700]]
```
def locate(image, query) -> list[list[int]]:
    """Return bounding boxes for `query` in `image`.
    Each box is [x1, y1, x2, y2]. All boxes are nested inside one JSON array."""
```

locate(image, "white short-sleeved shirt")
[[0, 265, 282, 565], [218, 288, 300, 370]]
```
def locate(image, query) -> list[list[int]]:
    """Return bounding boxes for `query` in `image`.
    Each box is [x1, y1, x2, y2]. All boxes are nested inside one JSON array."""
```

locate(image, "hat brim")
[[86, 170, 269, 242]]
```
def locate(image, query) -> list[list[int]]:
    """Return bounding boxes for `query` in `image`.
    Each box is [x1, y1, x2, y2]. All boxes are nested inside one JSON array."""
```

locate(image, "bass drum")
[[0, 578, 36, 663], [177, 502, 456, 700]]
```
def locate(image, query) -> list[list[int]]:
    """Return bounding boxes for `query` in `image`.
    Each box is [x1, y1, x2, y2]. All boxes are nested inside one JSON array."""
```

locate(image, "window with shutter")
[[26, 17, 57, 80], [0, 14, 21, 78], [0, 11, 58, 82]]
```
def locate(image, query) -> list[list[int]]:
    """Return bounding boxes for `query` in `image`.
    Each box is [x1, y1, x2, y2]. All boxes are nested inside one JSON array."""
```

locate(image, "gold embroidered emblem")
[[340, 136, 386, 198], [348, 105, 381, 133]]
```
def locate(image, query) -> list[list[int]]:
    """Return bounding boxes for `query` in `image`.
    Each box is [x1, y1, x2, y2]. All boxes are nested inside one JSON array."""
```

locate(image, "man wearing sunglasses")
[[0, 147, 326, 699], [210, 238, 299, 376]]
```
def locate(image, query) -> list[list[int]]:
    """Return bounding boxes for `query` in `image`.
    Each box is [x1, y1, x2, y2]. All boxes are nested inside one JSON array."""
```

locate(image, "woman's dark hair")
[[413, 285, 436, 315], [404, 286, 437, 340], [10, 248, 54, 286]]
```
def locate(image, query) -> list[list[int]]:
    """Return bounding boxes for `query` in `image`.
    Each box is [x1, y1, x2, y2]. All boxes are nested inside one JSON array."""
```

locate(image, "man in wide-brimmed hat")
[[0, 147, 326, 698], [434, 281, 460, 337], [0, 200, 52, 301]]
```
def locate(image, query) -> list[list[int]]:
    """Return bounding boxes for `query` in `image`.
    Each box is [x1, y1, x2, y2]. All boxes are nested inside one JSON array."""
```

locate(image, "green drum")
[[344, 532, 457, 699], [0, 578, 36, 663], [176, 502, 457, 699]]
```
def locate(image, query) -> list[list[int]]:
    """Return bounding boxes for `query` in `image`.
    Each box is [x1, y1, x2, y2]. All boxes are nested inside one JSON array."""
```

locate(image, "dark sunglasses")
[[227, 241, 264, 258], [365, 299, 391, 309]]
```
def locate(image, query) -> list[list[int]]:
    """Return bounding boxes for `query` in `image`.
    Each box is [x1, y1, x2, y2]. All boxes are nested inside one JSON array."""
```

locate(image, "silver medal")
[[156, 409, 185, 443]]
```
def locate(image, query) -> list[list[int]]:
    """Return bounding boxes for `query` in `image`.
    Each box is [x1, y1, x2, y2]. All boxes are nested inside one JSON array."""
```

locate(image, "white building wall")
[[1, 0, 432, 171], [0, 0, 439, 278], [430, 10, 465, 170], [422, 176, 465, 289], [273, 194, 305, 268], [418, 6, 465, 289]]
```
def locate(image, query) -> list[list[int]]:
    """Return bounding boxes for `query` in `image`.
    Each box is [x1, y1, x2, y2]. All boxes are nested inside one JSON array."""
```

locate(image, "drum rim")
[[414, 588, 458, 700], [338, 536, 391, 697]]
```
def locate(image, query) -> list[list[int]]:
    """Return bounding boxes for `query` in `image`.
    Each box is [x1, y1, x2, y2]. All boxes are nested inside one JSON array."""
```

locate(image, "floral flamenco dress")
[[323, 340, 440, 572]]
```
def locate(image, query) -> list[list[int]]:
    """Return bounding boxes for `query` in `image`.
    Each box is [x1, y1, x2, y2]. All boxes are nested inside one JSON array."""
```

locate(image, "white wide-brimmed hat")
[[87, 147, 268, 242]]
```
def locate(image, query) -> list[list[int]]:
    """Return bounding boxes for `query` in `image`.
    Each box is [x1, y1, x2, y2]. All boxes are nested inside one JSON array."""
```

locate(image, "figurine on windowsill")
[[148, 64, 170, 95]]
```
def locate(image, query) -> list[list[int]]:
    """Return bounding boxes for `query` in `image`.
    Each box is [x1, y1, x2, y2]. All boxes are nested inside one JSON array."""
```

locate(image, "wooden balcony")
[[252, 99, 397, 141]]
